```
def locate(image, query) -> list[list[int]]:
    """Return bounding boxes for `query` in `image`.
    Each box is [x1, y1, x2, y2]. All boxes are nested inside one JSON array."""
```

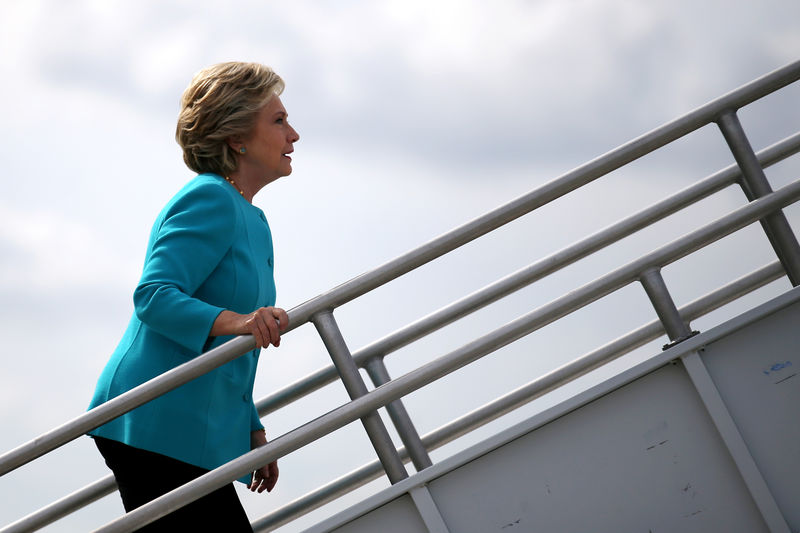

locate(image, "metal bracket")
[[662, 330, 700, 351]]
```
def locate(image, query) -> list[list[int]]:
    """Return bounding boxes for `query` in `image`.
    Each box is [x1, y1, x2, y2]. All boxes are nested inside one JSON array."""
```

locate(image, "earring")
[[239, 147, 247, 154]]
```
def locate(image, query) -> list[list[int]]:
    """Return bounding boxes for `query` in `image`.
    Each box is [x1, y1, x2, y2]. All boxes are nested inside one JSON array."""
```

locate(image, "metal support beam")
[[365, 358, 433, 471], [717, 111, 800, 286], [682, 352, 790, 533], [408, 485, 450, 533], [312, 311, 409, 484], [639, 268, 694, 346]]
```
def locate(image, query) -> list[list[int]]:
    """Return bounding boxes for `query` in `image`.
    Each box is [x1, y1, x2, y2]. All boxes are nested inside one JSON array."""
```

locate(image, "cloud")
[[260, 0, 799, 175], [6, 0, 797, 177], [1, 207, 117, 286], [0, 205, 140, 340]]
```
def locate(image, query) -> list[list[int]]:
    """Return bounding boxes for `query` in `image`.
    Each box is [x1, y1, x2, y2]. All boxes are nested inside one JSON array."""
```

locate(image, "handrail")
[[93, 179, 800, 532], [3, 259, 784, 533], [250, 261, 784, 532], [255, 130, 800, 417]]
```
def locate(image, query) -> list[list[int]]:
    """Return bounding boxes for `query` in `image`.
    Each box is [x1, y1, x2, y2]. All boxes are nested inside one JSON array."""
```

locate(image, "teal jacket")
[[88, 173, 275, 483]]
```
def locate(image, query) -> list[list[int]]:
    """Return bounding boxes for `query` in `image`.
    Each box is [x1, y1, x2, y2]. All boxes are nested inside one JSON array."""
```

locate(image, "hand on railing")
[[211, 306, 289, 348], [248, 429, 279, 493]]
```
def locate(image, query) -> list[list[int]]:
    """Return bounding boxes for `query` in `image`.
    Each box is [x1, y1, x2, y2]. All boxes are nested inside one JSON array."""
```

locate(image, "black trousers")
[[94, 437, 253, 532]]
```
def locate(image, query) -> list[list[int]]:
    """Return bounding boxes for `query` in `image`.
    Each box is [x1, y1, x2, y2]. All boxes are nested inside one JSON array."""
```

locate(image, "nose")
[[288, 124, 299, 143]]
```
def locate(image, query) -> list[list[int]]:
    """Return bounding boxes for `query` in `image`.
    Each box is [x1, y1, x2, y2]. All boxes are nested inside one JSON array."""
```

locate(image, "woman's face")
[[240, 95, 299, 183]]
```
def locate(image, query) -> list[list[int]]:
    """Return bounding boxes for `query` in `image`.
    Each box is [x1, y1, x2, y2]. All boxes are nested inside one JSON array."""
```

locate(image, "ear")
[[227, 136, 244, 153]]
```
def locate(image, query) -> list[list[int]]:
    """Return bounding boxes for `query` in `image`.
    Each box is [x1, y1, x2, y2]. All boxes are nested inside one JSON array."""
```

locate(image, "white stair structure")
[[306, 289, 800, 533]]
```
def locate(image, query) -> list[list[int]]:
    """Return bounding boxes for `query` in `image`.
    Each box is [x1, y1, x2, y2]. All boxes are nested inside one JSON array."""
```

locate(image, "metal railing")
[[1, 59, 799, 533]]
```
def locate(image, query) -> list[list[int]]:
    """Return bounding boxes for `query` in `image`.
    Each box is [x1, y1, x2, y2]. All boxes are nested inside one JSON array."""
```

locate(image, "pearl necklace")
[[224, 175, 245, 197]]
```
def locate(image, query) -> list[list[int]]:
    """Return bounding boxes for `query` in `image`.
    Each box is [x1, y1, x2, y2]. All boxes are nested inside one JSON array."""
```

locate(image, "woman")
[[87, 62, 299, 531]]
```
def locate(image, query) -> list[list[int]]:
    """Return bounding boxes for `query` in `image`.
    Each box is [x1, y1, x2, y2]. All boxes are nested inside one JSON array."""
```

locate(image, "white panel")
[[426, 364, 767, 533], [700, 300, 800, 531], [328, 494, 428, 533]]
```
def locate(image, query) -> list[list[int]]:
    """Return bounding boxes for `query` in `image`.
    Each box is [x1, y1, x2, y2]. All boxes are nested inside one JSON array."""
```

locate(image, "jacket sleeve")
[[250, 401, 265, 431], [133, 182, 235, 353]]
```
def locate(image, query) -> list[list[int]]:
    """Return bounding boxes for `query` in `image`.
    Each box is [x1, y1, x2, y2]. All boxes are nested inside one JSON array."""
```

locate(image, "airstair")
[[1, 60, 799, 532]]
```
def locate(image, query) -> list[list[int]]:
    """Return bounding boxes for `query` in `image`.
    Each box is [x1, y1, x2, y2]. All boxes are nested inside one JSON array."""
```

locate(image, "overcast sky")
[[1, 1, 799, 531]]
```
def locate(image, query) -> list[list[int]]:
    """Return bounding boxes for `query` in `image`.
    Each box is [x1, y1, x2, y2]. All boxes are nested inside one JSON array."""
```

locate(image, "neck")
[[225, 172, 257, 203]]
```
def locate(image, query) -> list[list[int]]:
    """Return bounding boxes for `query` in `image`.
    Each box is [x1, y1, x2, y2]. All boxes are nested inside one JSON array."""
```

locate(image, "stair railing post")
[[639, 268, 694, 345], [717, 110, 800, 286], [364, 357, 433, 471], [311, 311, 409, 484]]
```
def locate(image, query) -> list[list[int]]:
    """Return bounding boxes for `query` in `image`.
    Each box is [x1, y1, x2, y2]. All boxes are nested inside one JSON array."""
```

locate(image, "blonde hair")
[[176, 62, 285, 176]]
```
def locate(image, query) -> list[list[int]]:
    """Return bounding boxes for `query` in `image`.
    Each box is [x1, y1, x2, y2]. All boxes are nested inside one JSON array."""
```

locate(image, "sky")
[[1, 1, 799, 531]]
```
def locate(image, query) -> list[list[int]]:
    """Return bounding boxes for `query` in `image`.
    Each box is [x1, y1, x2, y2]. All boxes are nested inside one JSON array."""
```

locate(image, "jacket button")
[[242, 393, 250, 402], [268, 257, 274, 268]]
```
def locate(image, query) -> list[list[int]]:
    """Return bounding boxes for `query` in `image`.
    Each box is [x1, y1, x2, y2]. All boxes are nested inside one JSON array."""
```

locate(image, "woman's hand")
[[249, 429, 279, 493], [211, 307, 289, 348], [250, 461, 279, 493]]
